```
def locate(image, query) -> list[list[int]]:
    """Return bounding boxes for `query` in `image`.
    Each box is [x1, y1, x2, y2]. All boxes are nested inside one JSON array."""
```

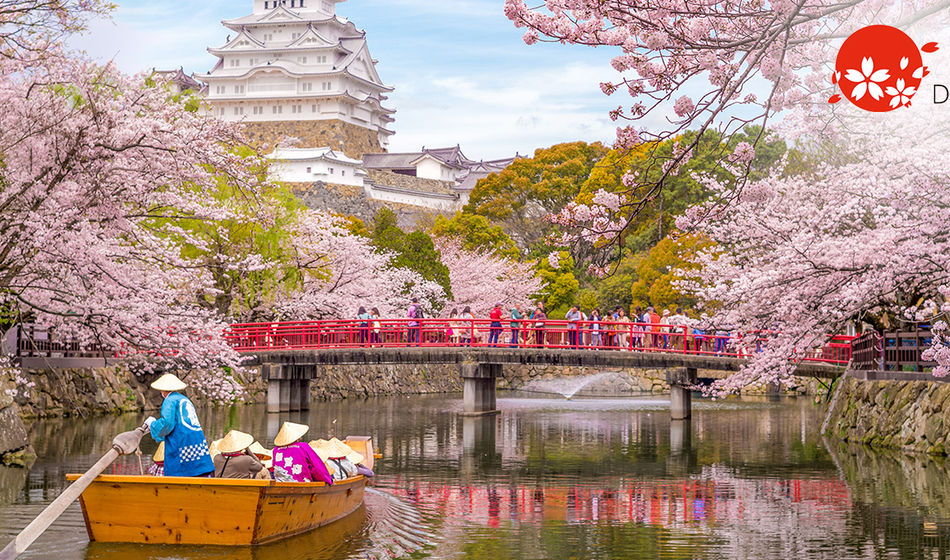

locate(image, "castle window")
[[234, 85, 244, 94], [342, 170, 346, 177], [230, 58, 240, 67], [317, 55, 327, 63], [306, 167, 312, 173], [264, 1, 268, 8], [292, 33, 299, 40], [321, 81, 331, 91], [272, 105, 283, 114], [297, 56, 307, 64], [311, 104, 317, 112], [329, 167, 334, 174], [301, 82, 313, 92], [322, 1, 331, 11]]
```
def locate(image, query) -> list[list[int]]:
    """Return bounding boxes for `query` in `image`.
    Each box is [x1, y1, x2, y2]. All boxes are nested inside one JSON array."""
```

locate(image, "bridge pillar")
[[667, 367, 697, 420], [460, 362, 501, 416], [297, 379, 311, 411]]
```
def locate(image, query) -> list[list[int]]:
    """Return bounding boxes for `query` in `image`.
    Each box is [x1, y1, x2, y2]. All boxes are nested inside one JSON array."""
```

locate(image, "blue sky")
[[70, 0, 644, 159]]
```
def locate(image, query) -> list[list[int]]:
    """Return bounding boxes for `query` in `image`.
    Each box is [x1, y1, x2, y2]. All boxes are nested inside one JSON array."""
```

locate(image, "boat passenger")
[[249, 441, 274, 480], [213, 430, 265, 479], [271, 422, 333, 484], [145, 374, 215, 478], [312, 438, 363, 481], [148, 442, 165, 476]]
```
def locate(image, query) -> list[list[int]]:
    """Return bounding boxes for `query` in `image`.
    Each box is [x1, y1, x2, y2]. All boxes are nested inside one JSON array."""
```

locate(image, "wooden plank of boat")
[[64, 474, 366, 546]]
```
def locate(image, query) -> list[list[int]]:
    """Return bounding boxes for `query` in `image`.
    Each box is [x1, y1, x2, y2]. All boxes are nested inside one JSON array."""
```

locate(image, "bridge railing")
[[224, 319, 854, 365]]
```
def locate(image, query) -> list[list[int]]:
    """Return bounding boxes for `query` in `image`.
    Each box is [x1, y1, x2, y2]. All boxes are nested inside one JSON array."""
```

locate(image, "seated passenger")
[[311, 438, 364, 480], [249, 441, 273, 480], [148, 442, 165, 476], [212, 430, 264, 479], [271, 422, 333, 485]]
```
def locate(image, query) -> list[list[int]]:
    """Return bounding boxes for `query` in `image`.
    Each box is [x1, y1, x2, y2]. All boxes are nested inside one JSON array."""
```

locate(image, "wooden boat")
[[67, 437, 378, 546]]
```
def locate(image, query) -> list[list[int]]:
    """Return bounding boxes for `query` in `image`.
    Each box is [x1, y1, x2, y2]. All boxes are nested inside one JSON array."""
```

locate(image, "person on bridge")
[[488, 303, 503, 347], [509, 304, 524, 348], [407, 298, 423, 346], [357, 306, 372, 345], [145, 373, 215, 478], [532, 305, 547, 347], [565, 305, 582, 348]]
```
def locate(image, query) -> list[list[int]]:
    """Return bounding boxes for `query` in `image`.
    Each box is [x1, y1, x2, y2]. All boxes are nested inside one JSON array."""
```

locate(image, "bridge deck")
[[247, 347, 843, 379]]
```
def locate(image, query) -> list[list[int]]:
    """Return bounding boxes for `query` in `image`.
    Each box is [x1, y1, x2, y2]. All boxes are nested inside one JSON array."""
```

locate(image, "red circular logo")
[[829, 25, 936, 111]]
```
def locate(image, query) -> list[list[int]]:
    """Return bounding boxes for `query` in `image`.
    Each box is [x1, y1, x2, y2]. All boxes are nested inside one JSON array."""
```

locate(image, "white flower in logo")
[[844, 57, 890, 101], [886, 78, 916, 108]]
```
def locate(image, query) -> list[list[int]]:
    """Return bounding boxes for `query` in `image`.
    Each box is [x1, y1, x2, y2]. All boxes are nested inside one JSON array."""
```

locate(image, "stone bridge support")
[[460, 362, 501, 416], [667, 367, 697, 420], [263, 364, 312, 413]]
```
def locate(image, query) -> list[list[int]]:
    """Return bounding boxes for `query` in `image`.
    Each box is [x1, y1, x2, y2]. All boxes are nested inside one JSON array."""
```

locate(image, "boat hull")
[[65, 474, 366, 546]]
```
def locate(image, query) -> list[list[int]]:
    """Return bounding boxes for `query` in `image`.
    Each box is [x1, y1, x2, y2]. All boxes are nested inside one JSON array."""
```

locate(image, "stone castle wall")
[[242, 120, 382, 158], [823, 373, 950, 455], [284, 181, 448, 228]]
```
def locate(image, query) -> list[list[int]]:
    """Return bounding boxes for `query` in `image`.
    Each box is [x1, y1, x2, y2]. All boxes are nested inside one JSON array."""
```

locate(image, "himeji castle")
[[175, 0, 520, 222], [198, 0, 395, 157]]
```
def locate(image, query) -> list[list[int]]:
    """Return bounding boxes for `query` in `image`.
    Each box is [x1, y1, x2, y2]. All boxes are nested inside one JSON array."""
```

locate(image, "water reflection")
[[1, 394, 950, 559]]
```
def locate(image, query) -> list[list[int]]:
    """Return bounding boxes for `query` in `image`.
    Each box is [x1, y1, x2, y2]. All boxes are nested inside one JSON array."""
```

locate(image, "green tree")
[[165, 148, 303, 320], [579, 127, 788, 255], [629, 235, 715, 312], [370, 208, 452, 304], [465, 142, 608, 255], [535, 251, 579, 318], [429, 212, 519, 259]]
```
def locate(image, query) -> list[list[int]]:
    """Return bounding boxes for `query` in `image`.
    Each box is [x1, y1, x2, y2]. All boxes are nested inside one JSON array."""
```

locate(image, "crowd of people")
[[345, 299, 732, 354], [145, 374, 373, 482]]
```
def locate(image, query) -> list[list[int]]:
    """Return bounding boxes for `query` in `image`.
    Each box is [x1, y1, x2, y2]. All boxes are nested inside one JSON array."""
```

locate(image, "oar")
[[0, 422, 149, 560]]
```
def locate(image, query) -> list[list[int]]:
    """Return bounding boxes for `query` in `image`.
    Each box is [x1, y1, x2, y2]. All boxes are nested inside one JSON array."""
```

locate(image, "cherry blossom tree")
[[504, 0, 950, 266], [679, 97, 950, 393], [0, 4, 268, 398], [435, 237, 542, 315], [274, 209, 445, 319]]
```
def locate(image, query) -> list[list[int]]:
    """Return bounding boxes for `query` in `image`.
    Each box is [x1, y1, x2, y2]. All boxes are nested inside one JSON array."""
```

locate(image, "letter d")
[[935, 84, 949, 104]]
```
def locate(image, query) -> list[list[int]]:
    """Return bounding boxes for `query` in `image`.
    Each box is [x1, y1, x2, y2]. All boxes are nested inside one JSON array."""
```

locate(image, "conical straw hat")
[[274, 421, 309, 447], [209, 438, 222, 458], [249, 441, 272, 461], [217, 430, 254, 455], [150, 373, 187, 392], [310, 439, 334, 462], [329, 437, 363, 465], [153, 441, 165, 463]]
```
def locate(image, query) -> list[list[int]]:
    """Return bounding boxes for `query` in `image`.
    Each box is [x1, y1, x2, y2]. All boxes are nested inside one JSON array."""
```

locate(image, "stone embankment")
[[1, 362, 830, 422], [0, 392, 32, 463], [823, 372, 950, 455]]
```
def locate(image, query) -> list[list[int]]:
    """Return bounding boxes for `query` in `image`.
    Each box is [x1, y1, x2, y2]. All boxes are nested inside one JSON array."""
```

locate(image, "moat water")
[[2, 393, 949, 559]]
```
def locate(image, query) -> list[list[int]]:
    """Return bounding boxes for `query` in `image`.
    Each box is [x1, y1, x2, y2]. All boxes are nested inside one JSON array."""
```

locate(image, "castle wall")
[[242, 119, 383, 158]]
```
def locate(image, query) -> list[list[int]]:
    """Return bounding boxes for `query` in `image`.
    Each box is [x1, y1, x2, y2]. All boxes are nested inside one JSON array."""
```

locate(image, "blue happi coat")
[[149, 392, 214, 477]]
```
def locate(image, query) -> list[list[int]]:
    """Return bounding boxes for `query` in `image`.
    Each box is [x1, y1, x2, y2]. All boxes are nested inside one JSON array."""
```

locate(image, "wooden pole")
[[0, 425, 147, 560]]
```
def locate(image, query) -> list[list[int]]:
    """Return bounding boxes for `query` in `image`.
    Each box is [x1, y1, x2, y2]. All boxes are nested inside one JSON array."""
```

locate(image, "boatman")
[[145, 373, 215, 478]]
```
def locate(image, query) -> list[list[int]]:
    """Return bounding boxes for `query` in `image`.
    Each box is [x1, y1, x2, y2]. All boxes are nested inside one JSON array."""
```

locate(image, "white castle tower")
[[199, 0, 395, 156]]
